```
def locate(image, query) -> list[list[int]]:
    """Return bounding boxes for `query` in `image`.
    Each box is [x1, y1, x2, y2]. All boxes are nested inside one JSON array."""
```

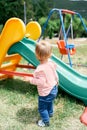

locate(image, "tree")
[[0, 0, 24, 25], [0, 0, 54, 25], [31, 0, 49, 20]]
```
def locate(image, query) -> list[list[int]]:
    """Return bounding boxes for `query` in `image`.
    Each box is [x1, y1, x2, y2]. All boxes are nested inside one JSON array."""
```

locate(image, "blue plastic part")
[[65, 44, 74, 49]]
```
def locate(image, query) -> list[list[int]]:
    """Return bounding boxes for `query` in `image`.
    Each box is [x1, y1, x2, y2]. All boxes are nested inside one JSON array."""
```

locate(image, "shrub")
[[0, 24, 3, 33], [38, 15, 87, 39], [39, 17, 60, 39]]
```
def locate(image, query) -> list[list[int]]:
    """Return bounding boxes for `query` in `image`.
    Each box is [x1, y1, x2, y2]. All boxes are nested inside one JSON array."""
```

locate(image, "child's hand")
[[23, 76, 30, 82]]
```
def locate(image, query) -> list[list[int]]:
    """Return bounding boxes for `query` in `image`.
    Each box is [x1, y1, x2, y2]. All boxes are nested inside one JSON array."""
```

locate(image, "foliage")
[[63, 14, 87, 38], [0, 0, 24, 25], [39, 14, 87, 39], [39, 17, 60, 39], [72, 16, 87, 38], [31, 0, 49, 21], [0, 24, 3, 33], [24, 0, 34, 23], [0, 0, 50, 25], [0, 0, 87, 38]]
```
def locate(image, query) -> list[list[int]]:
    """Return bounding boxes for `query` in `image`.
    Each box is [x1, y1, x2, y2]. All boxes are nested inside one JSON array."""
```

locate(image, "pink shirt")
[[30, 60, 59, 96]]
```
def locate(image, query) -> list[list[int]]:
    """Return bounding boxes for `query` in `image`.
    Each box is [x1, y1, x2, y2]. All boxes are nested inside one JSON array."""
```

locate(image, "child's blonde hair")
[[35, 41, 52, 61]]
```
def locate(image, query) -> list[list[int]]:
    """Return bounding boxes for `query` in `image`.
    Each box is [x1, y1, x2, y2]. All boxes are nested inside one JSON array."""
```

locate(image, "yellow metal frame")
[[0, 18, 42, 80], [0, 17, 26, 66], [0, 54, 21, 79], [0, 17, 26, 79], [25, 21, 41, 40]]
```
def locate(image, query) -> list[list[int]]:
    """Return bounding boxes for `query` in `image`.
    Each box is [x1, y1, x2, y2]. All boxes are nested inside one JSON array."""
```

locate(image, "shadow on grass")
[[0, 78, 84, 105], [0, 78, 84, 107], [16, 107, 39, 124], [58, 86, 84, 106], [0, 78, 38, 95]]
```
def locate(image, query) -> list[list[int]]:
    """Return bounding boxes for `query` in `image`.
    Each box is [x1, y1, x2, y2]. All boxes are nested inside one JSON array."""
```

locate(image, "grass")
[[0, 38, 87, 130]]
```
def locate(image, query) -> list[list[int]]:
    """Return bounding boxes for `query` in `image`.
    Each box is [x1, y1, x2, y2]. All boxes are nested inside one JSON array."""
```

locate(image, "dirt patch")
[[45, 37, 87, 46]]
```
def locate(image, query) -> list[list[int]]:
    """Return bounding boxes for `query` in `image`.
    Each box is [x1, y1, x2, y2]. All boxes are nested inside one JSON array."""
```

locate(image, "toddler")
[[24, 40, 59, 127]]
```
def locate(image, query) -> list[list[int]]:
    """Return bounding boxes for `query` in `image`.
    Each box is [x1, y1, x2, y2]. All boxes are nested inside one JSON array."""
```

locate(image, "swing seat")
[[57, 40, 76, 55]]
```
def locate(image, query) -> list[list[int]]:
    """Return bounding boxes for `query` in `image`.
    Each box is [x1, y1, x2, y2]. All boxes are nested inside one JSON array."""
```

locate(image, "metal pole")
[[24, 1, 26, 24], [59, 10, 72, 67], [71, 17, 73, 39]]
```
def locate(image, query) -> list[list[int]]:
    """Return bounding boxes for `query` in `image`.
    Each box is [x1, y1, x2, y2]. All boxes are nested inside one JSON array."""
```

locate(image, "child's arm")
[[23, 71, 46, 86]]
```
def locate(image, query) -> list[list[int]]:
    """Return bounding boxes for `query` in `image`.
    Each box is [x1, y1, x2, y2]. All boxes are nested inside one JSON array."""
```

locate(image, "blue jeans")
[[38, 85, 58, 123]]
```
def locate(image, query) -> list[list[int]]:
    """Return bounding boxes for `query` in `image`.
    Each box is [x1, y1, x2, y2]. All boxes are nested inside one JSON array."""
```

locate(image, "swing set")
[[40, 8, 87, 67]]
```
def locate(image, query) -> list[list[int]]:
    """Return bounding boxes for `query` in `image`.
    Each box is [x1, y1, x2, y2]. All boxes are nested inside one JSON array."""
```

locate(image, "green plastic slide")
[[8, 37, 87, 105]]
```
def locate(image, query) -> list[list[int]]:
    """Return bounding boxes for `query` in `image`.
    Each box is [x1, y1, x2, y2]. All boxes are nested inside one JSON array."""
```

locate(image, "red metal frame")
[[16, 64, 36, 69], [62, 9, 75, 15], [0, 64, 36, 77]]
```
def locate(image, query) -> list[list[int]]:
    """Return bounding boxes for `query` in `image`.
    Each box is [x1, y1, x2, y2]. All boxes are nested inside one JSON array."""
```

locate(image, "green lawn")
[[0, 42, 87, 130]]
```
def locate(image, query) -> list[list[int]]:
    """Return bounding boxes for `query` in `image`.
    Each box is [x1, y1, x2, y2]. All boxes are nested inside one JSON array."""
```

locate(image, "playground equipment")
[[0, 17, 25, 79], [57, 40, 76, 59], [8, 36, 87, 126], [0, 18, 37, 79], [0, 18, 41, 79], [80, 107, 87, 126], [0, 17, 26, 66], [0, 8, 87, 126], [8, 36, 87, 105], [25, 21, 41, 40], [39, 8, 87, 67]]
